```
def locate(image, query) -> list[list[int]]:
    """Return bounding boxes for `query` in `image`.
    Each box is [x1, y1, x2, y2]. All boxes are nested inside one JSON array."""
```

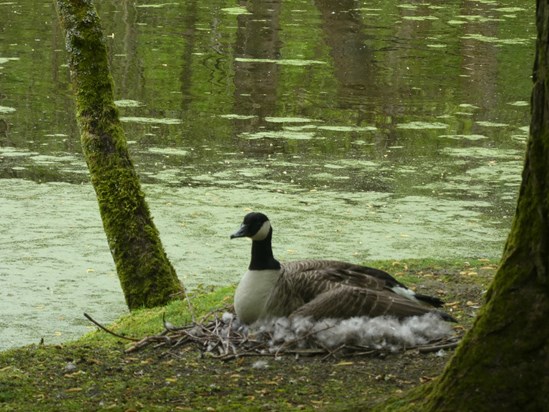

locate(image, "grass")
[[0, 258, 497, 411]]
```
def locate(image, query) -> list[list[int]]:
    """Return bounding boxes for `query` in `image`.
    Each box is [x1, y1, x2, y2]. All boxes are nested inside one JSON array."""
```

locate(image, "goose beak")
[[230, 224, 248, 239]]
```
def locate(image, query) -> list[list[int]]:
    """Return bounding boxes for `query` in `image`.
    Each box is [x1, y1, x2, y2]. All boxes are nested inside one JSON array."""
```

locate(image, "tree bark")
[[378, 1, 549, 410], [56, 0, 183, 310]]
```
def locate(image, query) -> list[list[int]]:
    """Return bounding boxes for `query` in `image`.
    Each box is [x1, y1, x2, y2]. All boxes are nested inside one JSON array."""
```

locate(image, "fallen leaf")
[[335, 361, 354, 366], [420, 376, 435, 383], [64, 371, 84, 378]]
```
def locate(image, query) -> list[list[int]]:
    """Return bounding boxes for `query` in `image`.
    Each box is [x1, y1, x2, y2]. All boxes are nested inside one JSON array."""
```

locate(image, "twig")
[[84, 313, 139, 342], [418, 341, 460, 353], [274, 322, 338, 357], [222, 316, 233, 355], [321, 344, 345, 361], [182, 287, 196, 323]]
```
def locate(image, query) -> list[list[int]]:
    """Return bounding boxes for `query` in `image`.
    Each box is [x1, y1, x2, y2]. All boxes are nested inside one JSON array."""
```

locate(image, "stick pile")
[[85, 309, 461, 361]]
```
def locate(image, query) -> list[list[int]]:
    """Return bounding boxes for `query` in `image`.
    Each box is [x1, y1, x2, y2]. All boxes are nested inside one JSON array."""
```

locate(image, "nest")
[[85, 308, 461, 361]]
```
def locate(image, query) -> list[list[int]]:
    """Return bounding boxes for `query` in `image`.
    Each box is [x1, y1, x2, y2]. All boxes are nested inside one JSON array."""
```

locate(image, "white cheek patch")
[[251, 221, 271, 241]]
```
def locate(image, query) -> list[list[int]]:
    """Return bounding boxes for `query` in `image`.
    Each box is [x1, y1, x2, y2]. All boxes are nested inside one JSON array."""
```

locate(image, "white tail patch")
[[391, 285, 418, 302]]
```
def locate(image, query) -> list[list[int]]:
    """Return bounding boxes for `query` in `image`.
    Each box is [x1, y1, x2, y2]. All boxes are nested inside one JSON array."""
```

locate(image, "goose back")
[[283, 260, 405, 292]]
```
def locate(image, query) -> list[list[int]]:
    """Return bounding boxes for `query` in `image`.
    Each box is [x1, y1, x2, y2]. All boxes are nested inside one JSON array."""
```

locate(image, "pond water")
[[0, 0, 534, 349]]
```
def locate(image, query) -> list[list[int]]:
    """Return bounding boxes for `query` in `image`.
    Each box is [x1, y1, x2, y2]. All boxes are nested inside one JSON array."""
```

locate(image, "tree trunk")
[[379, 1, 549, 410], [56, 0, 183, 310]]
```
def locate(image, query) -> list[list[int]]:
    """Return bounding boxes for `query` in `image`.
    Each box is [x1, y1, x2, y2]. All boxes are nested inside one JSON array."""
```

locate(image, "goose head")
[[230, 212, 272, 241]]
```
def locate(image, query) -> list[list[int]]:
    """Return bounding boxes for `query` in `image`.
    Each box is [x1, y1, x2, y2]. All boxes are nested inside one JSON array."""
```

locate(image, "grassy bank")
[[0, 259, 497, 411]]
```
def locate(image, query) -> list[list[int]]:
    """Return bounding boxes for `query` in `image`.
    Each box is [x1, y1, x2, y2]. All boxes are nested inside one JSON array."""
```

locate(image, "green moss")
[[81, 285, 235, 343]]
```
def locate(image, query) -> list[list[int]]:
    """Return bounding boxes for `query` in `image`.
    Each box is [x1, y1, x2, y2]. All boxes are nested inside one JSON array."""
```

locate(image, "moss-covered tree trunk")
[[379, 2, 549, 410], [56, 0, 183, 310]]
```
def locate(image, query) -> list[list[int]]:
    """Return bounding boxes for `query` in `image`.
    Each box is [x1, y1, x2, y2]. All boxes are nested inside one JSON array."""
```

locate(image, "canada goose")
[[230, 212, 455, 325]]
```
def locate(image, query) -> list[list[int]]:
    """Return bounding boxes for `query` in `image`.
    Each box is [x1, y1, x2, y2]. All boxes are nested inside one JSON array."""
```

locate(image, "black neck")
[[249, 228, 281, 270]]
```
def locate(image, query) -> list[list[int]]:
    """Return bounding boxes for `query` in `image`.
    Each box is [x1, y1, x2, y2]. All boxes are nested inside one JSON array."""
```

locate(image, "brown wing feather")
[[289, 286, 435, 320], [263, 260, 454, 322], [262, 261, 394, 318]]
